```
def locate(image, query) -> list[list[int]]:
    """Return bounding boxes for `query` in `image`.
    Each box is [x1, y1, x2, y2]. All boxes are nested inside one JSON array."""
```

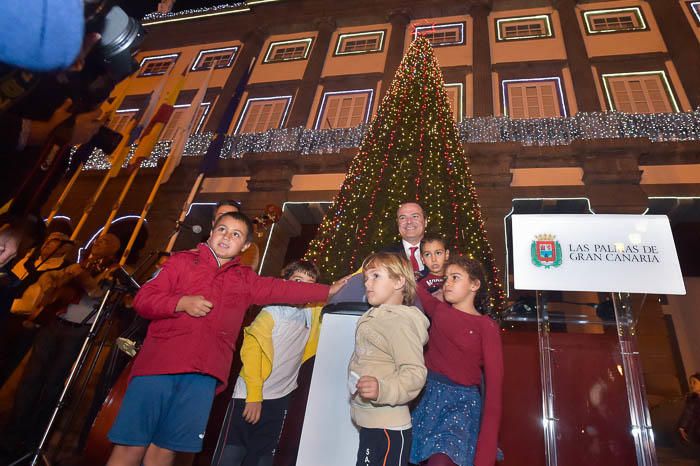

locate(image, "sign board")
[[297, 313, 360, 466], [512, 214, 685, 294]]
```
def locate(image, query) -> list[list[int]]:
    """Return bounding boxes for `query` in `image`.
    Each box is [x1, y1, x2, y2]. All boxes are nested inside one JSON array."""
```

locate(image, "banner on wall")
[[512, 214, 686, 295]]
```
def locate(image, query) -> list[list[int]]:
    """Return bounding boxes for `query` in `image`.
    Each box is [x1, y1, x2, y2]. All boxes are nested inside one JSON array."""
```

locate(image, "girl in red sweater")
[[411, 256, 503, 466]]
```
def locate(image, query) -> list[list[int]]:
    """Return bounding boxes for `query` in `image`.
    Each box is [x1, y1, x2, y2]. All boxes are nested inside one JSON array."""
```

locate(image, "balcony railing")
[[83, 110, 700, 171]]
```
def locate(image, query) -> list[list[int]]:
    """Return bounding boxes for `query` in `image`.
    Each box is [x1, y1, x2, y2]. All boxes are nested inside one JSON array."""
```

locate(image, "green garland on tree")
[[305, 35, 505, 312]]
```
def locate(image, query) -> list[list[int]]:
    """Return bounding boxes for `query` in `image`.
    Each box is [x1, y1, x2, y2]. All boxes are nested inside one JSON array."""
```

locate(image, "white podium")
[[296, 313, 361, 466]]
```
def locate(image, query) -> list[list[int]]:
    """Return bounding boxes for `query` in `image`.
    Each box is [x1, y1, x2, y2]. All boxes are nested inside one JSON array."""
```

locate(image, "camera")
[[0, 0, 145, 119], [75, 0, 146, 112]]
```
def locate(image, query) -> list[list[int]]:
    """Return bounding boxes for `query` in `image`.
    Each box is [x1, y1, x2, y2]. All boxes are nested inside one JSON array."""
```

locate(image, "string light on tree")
[[303, 35, 506, 312]]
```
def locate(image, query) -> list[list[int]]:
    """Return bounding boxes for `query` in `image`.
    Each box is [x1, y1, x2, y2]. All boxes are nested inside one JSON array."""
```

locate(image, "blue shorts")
[[108, 373, 217, 452]]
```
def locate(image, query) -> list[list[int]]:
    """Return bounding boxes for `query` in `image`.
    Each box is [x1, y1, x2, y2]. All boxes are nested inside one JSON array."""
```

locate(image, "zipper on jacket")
[[204, 243, 222, 268]]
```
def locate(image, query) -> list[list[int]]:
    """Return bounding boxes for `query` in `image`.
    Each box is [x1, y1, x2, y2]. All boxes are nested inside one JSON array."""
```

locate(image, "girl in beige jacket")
[[348, 252, 430, 466]]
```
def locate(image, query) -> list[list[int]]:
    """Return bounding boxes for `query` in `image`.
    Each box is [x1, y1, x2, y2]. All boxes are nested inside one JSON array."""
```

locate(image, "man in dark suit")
[[381, 202, 428, 278], [328, 202, 428, 309]]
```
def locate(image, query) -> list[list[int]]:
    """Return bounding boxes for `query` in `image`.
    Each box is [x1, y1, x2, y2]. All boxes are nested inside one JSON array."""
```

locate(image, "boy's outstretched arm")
[[247, 271, 351, 306]]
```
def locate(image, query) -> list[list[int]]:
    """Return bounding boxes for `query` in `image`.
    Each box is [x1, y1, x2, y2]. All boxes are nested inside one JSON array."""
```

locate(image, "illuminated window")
[[335, 31, 385, 55], [192, 47, 238, 71], [110, 94, 149, 132], [583, 7, 647, 34], [688, 1, 700, 25], [264, 38, 313, 63], [444, 83, 463, 122], [109, 112, 135, 133], [235, 96, 293, 134], [413, 23, 465, 47], [602, 71, 678, 113], [496, 15, 553, 41], [315, 90, 374, 129], [160, 104, 211, 140], [161, 109, 187, 140], [502, 78, 566, 119], [138, 54, 179, 77]]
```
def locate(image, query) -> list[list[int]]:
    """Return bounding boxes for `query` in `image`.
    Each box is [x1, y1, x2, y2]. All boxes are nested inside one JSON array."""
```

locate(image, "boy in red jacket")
[[106, 212, 347, 466]]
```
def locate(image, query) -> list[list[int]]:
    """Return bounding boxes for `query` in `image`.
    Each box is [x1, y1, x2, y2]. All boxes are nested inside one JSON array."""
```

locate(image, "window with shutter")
[[138, 54, 179, 77], [192, 103, 211, 133], [160, 109, 188, 141], [583, 7, 647, 33], [317, 92, 371, 129], [444, 84, 463, 122], [192, 47, 238, 71], [264, 38, 313, 63], [335, 31, 385, 55], [504, 79, 564, 119], [109, 112, 136, 133], [236, 97, 292, 134], [603, 72, 676, 113], [496, 15, 553, 41], [691, 2, 700, 24], [414, 23, 465, 47]]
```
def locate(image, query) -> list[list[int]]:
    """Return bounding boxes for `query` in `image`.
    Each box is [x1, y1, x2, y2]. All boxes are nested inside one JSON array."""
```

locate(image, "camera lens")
[[92, 6, 145, 82]]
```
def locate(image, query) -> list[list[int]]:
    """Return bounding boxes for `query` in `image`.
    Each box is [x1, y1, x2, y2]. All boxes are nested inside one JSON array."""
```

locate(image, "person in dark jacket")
[[677, 372, 700, 460], [381, 202, 427, 273]]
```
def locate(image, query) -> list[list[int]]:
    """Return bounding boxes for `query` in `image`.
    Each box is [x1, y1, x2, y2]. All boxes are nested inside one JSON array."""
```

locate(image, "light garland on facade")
[[82, 110, 700, 171], [142, 4, 249, 26]]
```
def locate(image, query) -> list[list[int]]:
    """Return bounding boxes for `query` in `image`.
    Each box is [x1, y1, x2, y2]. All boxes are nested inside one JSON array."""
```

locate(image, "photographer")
[[0, 1, 144, 268]]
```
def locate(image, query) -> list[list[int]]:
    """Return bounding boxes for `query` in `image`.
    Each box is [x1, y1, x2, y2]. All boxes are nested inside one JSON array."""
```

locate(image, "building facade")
[[45, 2, 700, 461]]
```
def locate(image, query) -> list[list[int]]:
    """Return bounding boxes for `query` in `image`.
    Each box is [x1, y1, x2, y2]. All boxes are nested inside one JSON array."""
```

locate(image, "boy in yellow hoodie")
[[221, 260, 323, 466]]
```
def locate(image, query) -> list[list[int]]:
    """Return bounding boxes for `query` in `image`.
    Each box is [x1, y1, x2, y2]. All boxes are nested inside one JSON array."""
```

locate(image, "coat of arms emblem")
[[531, 233, 562, 269]]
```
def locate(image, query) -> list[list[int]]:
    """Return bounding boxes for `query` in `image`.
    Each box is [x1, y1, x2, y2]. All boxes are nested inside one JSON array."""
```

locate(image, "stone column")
[[467, 143, 518, 272], [575, 140, 648, 213], [552, 0, 601, 112], [243, 151, 298, 275], [204, 28, 266, 132], [287, 17, 336, 128], [646, 0, 700, 108], [471, 2, 494, 117], [380, 10, 411, 100]]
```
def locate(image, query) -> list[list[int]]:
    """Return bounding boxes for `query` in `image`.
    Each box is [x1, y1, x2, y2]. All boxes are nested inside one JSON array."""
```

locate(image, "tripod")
[[8, 278, 129, 466]]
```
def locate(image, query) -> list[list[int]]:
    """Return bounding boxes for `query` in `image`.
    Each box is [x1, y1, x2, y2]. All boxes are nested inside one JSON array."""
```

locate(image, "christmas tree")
[[304, 35, 505, 311]]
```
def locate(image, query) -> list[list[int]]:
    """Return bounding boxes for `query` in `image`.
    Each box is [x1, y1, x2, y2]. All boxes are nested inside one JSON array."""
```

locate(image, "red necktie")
[[409, 246, 420, 272]]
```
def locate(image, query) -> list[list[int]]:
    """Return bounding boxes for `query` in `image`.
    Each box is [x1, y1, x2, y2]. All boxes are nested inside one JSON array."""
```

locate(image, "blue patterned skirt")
[[410, 372, 481, 466]]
